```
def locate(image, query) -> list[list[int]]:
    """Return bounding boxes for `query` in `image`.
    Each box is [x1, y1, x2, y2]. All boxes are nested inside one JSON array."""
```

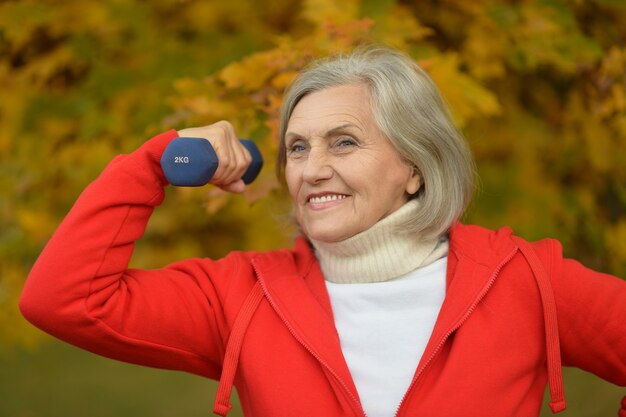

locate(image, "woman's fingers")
[[177, 121, 251, 191], [208, 121, 248, 186], [217, 179, 246, 194]]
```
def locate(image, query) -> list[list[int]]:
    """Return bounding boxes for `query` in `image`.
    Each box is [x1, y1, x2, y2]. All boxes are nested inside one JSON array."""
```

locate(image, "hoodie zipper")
[[252, 260, 367, 417], [393, 247, 519, 417]]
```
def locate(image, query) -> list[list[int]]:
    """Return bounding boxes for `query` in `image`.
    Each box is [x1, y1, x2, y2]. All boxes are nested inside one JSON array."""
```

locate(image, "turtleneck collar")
[[309, 200, 449, 284]]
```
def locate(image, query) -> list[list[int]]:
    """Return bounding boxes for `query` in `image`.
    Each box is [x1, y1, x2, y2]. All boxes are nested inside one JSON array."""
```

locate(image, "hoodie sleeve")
[[547, 239, 626, 386], [18, 130, 236, 380]]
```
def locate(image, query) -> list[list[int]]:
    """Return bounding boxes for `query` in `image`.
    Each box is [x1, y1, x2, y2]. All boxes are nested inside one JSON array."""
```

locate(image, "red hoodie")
[[19, 131, 626, 417]]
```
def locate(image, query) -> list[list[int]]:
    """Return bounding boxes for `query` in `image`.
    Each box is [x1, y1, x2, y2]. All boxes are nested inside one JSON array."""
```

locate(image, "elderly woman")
[[19, 47, 626, 417]]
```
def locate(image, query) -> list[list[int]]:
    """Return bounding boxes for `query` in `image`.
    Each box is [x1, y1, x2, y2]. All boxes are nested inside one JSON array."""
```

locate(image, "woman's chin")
[[303, 228, 354, 244]]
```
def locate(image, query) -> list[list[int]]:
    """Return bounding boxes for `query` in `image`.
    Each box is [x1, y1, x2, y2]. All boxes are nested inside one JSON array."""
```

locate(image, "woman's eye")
[[288, 141, 307, 154], [336, 137, 357, 148]]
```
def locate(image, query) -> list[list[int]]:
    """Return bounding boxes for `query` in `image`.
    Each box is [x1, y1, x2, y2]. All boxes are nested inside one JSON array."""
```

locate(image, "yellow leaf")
[[271, 70, 298, 90], [373, 5, 433, 49], [219, 51, 281, 91], [301, 0, 359, 26], [461, 20, 507, 80], [428, 53, 501, 126], [601, 47, 626, 78], [612, 84, 626, 113]]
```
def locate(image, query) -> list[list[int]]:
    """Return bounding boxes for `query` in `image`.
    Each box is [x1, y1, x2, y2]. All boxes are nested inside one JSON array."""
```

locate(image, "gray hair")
[[277, 46, 475, 239]]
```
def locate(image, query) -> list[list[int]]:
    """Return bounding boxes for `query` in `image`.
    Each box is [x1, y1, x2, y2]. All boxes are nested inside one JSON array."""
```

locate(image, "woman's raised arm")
[[19, 127, 256, 380]]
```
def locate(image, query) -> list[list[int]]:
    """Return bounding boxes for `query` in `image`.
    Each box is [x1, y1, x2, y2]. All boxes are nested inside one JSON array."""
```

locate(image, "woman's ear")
[[406, 166, 422, 195]]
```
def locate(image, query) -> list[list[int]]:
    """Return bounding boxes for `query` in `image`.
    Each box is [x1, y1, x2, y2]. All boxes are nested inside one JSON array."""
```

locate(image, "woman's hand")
[[177, 121, 253, 193]]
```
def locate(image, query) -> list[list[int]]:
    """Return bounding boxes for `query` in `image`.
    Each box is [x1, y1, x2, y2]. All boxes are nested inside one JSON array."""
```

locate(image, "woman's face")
[[284, 83, 421, 243]]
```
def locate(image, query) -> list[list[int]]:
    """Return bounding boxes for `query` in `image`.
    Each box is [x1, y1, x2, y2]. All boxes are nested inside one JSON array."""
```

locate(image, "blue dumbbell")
[[161, 137, 263, 186]]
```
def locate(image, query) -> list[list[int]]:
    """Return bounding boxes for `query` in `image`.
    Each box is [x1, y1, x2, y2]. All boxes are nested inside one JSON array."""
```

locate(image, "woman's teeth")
[[309, 195, 347, 203]]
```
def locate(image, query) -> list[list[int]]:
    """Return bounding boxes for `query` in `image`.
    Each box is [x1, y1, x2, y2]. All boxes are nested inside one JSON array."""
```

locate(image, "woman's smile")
[[306, 193, 351, 209]]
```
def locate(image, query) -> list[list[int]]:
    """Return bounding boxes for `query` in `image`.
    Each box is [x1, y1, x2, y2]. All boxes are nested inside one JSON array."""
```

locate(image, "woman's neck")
[[309, 200, 448, 283]]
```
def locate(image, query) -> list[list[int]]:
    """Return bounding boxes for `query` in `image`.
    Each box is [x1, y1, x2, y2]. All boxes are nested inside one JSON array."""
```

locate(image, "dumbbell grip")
[[160, 137, 263, 187]]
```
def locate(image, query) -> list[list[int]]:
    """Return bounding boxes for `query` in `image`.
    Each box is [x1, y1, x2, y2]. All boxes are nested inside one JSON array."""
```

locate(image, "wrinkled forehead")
[[286, 84, 375, 135]]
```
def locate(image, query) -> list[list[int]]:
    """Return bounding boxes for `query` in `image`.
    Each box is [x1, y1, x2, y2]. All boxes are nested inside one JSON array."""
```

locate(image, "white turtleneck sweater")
[[310, 200, 448, 417]]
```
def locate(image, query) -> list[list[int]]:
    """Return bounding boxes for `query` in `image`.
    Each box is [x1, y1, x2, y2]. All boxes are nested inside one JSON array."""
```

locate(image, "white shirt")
[[325, 257, 447, 417]]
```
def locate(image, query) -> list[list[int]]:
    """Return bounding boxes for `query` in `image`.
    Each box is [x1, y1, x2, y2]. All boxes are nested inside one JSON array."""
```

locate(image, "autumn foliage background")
[[1, 0, 625, 416]]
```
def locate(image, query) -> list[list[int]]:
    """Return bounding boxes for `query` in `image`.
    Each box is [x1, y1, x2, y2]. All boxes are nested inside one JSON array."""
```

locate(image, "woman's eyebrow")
[[284, 132, 307, 146], [324, 123, 364, 137], [285, 123, 364, 141]]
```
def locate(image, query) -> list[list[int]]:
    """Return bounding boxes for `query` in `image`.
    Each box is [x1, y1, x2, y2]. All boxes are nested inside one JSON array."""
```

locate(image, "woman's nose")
[[302, 146, 334, 184]]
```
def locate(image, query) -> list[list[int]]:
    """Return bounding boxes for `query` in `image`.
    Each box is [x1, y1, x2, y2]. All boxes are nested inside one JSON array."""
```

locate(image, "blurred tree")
[[1, 0, 625, 360]]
